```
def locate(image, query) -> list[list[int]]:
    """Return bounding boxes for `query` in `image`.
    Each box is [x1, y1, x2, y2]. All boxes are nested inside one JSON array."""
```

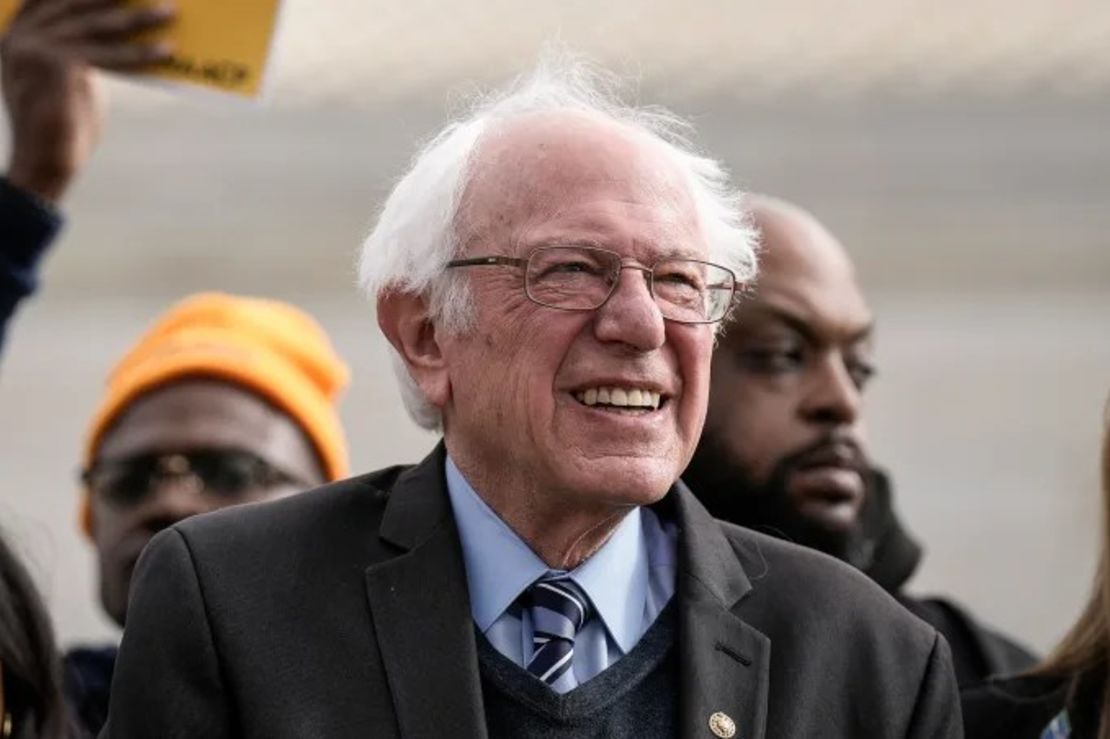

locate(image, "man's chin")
[[794, 499, 863, 534], [561, 450, 679, 503], [787, 469, 866, 531]]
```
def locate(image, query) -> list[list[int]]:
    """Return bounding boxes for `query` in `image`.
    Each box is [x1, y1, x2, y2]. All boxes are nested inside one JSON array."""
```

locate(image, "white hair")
[[358, 52, 759, 431]]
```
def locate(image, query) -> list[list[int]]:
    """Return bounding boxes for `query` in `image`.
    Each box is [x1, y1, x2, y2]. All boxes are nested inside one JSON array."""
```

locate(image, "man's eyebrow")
[[741, 303, 820, 343], [520, 237, 606, 250], [654, 246, 704, 260], [517, 239, 703, 261], [740, 303, 875, 344]]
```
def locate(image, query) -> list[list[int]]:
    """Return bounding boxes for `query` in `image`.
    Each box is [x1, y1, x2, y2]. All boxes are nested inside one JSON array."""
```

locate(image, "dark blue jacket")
[[0, 177, 62, 357], [64, 645, 117, 738]]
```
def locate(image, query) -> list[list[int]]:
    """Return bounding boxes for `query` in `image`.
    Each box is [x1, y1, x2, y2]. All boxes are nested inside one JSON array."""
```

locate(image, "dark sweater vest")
[[477, 601, 677, 739]]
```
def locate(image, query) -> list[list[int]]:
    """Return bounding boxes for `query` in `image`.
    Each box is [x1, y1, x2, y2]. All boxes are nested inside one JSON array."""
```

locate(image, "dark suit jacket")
[[103, 445, 962, 738]]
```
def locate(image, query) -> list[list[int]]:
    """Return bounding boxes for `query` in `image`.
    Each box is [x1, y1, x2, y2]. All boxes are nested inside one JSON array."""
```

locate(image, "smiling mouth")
[[572, 385, 666, 412]]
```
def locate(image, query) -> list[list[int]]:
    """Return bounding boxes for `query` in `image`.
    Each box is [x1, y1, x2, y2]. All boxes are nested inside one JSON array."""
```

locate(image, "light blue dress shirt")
[[444, 456, 677, 687]]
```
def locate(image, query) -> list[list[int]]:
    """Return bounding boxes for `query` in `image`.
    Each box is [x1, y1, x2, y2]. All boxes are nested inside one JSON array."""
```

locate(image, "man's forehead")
[[458, 111, 696, 243], [96, 379, 291, 458], [477, 110, 669, 176], [738, 199, 872, 339], [754, 200, 851, 278], [731, 293, 873, 346]]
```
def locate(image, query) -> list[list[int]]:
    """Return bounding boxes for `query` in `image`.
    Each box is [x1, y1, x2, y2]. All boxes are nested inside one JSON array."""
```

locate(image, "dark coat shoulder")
[[721, 519, 940, 648], [902, 595, 1037, 686], [172, 464, 412, 566], [962, 675, 1069, 739]]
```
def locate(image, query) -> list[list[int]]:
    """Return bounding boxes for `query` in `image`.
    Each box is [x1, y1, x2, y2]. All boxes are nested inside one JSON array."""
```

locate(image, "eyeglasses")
[[81, 449, 305, 506], [445, 244, 738, 324]]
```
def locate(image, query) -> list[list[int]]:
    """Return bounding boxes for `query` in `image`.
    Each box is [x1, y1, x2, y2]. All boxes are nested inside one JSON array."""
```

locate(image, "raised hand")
[[1, 0, 175, 202]]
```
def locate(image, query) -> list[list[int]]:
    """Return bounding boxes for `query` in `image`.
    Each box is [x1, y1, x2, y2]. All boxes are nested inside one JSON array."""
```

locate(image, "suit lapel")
[[669, 484, 770, 739], [364, 445, 488, 739]]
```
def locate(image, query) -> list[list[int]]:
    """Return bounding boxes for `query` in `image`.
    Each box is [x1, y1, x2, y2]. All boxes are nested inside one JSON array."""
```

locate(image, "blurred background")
[[1, 0, 1108, 653]]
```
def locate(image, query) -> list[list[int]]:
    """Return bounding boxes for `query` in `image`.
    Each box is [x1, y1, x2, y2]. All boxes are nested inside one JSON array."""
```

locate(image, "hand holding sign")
[[2, 0, 285, 99], [1, 0, 174, 202]]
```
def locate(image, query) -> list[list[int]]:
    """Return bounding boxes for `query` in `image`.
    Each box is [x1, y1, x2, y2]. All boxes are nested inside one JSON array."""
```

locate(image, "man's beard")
[[684, 435, 877, 570]]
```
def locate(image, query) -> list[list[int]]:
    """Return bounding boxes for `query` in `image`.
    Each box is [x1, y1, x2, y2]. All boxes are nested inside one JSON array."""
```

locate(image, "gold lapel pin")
[[709, 711, 736, 738]]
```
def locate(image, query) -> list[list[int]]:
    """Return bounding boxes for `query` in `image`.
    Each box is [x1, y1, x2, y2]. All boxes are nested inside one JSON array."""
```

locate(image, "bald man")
[[684, 195, 1036, 687]]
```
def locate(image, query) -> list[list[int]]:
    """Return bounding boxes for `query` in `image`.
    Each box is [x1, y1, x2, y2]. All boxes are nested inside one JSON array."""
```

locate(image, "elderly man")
[[684, 195, 1036, 687], [105, 63, 962, 738]]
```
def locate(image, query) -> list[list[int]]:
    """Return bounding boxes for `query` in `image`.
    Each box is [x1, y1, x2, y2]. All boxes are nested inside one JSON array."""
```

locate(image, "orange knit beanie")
[[79, 292, 350, 536]]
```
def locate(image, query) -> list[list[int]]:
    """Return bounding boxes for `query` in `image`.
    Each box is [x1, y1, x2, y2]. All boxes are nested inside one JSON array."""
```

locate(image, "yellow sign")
[[0, 0, 283, 98]]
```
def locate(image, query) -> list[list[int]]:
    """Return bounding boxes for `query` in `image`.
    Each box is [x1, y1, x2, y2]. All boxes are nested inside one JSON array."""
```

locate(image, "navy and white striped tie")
[[524, 575, 592, 693]]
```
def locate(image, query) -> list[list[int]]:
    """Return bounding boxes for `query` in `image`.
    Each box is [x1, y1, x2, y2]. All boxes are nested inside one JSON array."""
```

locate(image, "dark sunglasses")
[[81, 449, 306, 506]]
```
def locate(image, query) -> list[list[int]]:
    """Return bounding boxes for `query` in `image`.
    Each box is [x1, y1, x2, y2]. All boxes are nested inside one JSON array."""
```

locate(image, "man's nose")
[[592, 266, 667, 351], [141, 475, 221, 529], [800, 353, 863, 427]]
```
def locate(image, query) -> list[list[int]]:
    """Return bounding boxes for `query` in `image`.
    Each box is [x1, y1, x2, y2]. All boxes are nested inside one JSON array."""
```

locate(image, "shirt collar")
[[445, 457, 548, 632], [569, 504, 649, 654], [444, 456, 650, 654]]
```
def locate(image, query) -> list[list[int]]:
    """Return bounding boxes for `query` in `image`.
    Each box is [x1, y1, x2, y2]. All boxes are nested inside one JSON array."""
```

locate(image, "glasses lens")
[[652, 259, 735, 323], [86, 457, 158, 505], [525, 246, 620, 310], [188, 451, 264, 496], [87, 450, 293, 504]]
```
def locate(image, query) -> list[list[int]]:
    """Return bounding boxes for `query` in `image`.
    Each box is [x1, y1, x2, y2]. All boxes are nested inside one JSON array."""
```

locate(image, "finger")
[[52, 4, 175, 43], [14, 0, 93, 18], [68, 38, 172, 70], [24, 0, 122, 28], [15, 0, 54, 17]]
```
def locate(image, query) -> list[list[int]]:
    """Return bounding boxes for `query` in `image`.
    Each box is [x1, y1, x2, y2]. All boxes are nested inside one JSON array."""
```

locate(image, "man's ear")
[[377, 292, 450, 409]]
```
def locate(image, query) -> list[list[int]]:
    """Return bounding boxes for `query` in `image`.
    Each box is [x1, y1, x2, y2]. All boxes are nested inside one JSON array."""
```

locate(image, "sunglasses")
[[81, 449, 306, 506]]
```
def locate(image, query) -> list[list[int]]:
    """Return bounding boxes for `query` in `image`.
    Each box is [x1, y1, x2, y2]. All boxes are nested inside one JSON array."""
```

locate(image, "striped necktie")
[[523, 575, 592, 693]]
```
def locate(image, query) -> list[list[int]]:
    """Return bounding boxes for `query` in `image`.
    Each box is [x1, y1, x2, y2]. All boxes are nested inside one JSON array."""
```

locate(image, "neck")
[[449, 452, 632, 570], [507, 503, 630, 571]]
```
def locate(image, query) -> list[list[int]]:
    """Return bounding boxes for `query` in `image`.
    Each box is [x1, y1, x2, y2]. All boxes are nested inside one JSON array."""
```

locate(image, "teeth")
[[574, 386, 663, 410]]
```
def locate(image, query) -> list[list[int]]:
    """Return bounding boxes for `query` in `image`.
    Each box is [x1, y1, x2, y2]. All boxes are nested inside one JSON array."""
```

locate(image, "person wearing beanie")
[[63, 292, 349, 737]]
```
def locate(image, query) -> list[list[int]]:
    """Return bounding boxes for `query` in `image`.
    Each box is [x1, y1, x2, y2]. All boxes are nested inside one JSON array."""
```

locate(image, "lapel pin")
[[709, 711, 737, 738]]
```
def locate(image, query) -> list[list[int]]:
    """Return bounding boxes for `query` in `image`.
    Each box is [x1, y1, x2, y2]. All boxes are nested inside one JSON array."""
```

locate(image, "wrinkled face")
[[686, 201, 875, 552], [87, 379, 324, 626], [439, 114, 716, 512]]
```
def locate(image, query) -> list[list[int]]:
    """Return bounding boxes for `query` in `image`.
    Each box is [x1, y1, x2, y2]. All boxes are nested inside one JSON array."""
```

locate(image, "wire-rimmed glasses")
[[445, 244, 737, 324]]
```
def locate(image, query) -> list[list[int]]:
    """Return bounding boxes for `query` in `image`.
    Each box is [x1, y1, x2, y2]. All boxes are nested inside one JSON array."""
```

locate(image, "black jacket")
[[962, 672, 1102, 738], [861, 470, 1038, 687], [104, 445, 963, 738]]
